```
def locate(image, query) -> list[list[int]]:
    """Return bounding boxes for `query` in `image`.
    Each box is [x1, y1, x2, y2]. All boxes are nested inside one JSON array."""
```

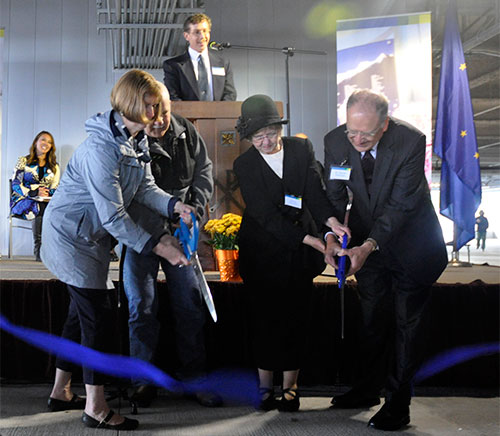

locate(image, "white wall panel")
[[0, 0, 115, 256], [0, 0, 338, 256], [206, 0, 336, 156]]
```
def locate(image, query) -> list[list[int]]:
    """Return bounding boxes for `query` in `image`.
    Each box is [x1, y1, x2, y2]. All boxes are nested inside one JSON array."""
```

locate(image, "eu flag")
[[434, 0, 481, 251]]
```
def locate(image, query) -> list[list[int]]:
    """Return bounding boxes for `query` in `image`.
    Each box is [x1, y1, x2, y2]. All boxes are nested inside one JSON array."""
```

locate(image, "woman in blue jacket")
[[42, 70, 193, 431]]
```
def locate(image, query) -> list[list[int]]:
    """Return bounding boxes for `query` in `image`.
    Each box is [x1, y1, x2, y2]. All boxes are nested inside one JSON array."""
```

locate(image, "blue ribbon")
[[0, 314, 260, 406], [414, 342, 499, 383], [174, 212, 198, 260], [336, 234, 348, 288]]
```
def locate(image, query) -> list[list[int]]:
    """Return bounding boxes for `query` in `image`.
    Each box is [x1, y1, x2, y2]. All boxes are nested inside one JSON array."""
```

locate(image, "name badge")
[[329, 165, 351, 181], [212, 66, 226, 76], [284, 194, 302, 209]]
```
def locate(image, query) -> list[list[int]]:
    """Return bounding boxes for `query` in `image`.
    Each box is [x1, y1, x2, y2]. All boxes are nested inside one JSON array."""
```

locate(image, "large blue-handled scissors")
[[175, 212, 217, 322], [336, 234, 348, 290], [336, 234, 349, 339], [335, 187, 353, 339]]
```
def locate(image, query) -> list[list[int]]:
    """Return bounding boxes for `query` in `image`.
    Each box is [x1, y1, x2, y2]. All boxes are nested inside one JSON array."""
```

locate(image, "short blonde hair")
[[110, 69, 162, 124]]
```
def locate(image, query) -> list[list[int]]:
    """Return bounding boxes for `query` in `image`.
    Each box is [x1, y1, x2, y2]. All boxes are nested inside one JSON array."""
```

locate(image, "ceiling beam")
[[469, 68, 500, 89]]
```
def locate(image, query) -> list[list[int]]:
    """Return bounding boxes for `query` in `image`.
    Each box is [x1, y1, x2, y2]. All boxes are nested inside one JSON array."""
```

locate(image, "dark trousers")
[[56, 284, 115, 385], [352, 253, 431, 406], [123, 247, 207, 383], [476, 231, 486, 250]]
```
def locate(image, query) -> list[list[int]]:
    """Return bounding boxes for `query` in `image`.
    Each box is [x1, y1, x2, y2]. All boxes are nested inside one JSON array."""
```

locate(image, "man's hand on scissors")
[[174, 201, 195, 227], [344, 241, 374, 275]]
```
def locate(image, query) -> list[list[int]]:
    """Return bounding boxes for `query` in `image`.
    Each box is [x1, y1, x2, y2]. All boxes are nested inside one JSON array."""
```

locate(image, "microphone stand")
[[219, 44, 327, 136]]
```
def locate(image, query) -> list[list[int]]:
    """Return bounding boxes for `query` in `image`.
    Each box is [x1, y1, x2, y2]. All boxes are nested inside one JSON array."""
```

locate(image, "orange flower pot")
[[214, 249, 242, 282]]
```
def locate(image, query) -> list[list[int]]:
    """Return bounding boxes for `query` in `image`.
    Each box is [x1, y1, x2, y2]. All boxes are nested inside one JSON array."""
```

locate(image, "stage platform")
[[0, 258, 499, 434], [0, 257, 499, 283], [1, 252, 498, 390]]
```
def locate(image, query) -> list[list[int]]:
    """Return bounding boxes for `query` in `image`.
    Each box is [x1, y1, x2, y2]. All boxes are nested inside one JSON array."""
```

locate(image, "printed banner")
[[336, 13, 433, 184]]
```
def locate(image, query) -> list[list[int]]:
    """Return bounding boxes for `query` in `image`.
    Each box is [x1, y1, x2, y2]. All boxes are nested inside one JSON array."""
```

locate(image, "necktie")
[[197, 55, 209, 101], [361, 151, 375, 187]]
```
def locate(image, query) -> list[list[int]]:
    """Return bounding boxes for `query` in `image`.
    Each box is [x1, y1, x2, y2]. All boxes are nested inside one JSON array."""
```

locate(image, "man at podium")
[[163, 13, 236, 102]]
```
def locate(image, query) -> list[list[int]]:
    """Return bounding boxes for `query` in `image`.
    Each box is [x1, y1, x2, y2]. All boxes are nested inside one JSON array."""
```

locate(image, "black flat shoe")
[[330, 389, 380, 409], [47, 394, 85, 412], [368, 403, 410, 431], [194, 391, 224, 408], [82, 410, 139, 430], [129, 384, 157, 407], [278, 387, 300, 412], [258, 387, 278, 411]]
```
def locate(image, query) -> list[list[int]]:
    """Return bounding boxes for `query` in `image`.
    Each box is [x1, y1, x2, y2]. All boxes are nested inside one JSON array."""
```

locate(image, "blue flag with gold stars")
[[434, 0, 481, 250]]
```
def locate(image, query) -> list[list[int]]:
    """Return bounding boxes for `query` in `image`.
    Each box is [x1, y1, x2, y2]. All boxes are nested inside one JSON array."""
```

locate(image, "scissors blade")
[[191, 252, 218, 323]]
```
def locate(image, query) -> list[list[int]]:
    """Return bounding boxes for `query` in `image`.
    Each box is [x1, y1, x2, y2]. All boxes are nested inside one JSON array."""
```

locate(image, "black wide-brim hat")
[[236, 94, 289, 140]]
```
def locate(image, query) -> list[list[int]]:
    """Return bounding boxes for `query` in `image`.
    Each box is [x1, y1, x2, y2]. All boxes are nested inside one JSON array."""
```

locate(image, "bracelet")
[[364, 238, 378, 252]]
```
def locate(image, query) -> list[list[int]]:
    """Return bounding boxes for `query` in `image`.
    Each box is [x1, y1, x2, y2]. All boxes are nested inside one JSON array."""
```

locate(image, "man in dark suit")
[[163, 13, 236, 101], [324, 89, 448, 431]]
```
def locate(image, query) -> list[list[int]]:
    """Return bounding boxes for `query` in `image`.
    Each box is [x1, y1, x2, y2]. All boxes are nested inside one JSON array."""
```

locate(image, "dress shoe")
[[47, 394, 85, 412], [129, 384, 157, 407], [368, 402, 410, 431], [257, 388, 278, 411], [82, 410, 139, 430], [277, 387, 300, 412], [194, 391, 223, 407], [330, 389, 380, 409]]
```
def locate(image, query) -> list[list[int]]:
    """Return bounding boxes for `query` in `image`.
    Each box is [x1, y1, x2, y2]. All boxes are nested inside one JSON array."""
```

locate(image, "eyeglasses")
[[252, 131, 279, 143], [344, 124, 383, 139]]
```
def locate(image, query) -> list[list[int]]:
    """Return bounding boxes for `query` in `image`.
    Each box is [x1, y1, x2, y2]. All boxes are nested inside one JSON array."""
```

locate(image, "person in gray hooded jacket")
[[41, 69, 193, 431]]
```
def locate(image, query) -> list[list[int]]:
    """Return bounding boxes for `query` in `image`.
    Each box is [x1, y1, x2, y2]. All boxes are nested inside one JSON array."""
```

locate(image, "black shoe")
[[257, 387, 278, 411], [48, 394, 86, 412], [277, 387, 300, 412], [82, 410, 139, 430], [330, 389, 380, 409], [368, 402, 410, 431], [129, 385, 157, 407], [194, 391, 224, 407]]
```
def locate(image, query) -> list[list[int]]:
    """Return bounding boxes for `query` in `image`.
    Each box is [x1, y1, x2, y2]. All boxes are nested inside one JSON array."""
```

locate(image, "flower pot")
[[214, 249, 242, 282]]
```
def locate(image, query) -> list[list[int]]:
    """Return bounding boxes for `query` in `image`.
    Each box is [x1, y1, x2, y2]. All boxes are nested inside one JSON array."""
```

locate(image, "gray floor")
[[0, 385, 499, 435]]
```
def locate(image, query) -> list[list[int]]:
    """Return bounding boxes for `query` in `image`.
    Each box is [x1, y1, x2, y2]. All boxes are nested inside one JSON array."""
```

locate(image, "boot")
[[32, 215, 42, 261]]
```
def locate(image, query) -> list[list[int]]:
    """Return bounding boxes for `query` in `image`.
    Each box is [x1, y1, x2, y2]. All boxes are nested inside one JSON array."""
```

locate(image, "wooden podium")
[[171, 101, 284, 219]]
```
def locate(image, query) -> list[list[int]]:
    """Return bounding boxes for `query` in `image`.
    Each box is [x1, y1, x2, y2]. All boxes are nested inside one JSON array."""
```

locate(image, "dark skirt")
[[246, 272, 313, 371]]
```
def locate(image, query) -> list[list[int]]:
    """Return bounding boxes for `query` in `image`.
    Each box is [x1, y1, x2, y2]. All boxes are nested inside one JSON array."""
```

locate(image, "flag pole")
[[434, 0, 482, 267], [449, 222, 472, 267]]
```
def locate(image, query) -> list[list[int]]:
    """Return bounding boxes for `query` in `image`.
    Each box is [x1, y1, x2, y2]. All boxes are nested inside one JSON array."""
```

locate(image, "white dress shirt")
[[188, 47, 214, 101]]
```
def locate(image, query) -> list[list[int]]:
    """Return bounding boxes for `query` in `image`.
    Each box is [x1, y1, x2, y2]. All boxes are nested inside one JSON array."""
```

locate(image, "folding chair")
[[8, 179, 32, 259]]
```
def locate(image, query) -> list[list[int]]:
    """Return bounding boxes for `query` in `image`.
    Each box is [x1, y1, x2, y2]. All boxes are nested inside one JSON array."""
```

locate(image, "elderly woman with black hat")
[[233, 94, 348, 412]]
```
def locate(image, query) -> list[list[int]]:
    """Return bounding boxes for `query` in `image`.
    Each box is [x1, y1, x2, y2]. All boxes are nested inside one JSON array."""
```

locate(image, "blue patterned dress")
[[10, 156, 60, 220]]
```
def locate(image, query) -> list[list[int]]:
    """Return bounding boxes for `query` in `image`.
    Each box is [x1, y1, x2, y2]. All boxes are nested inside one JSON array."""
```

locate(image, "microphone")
[[209, 41, 231, 50]]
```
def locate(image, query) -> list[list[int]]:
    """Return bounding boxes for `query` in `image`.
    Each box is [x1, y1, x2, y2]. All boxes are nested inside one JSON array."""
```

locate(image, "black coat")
[[234, 137, 334, 282], [324, 117, 448, 285], [163, 49, 236, 101]]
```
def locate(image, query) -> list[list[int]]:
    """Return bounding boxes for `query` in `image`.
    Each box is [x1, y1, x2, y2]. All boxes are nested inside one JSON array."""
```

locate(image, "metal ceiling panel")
[[96, 0, 205, 69]]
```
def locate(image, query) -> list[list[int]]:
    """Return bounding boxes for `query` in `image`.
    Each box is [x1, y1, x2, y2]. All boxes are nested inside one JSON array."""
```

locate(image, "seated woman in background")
[[10, 131, 60, 261]]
